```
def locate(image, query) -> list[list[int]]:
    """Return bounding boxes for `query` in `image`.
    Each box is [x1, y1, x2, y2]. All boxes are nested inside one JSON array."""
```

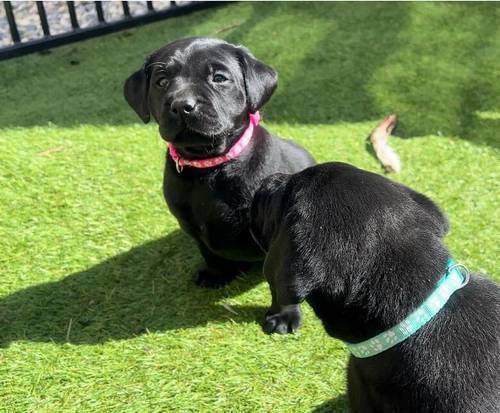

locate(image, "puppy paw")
[[262, 309, 302, 334], [193, 268, 238, 289]]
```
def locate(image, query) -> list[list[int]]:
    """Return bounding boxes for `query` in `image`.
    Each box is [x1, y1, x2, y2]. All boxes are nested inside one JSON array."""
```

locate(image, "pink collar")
[[168, 112, 260, 172]]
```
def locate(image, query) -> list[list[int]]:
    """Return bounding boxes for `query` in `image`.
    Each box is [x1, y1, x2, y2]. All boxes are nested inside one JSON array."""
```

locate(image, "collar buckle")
[[448, 263, 470, 288]]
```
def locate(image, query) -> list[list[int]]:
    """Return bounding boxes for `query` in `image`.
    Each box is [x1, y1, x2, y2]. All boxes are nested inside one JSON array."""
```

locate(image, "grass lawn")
[[0, 2, 498, 412]]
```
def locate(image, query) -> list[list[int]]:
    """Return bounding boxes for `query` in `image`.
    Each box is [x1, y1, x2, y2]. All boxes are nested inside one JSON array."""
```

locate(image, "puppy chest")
[[165, 186, 247, 233]]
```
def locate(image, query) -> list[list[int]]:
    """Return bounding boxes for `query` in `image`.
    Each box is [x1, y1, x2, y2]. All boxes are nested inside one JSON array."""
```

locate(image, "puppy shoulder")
[[403, 186, 450, 236], [263, 222, 323, 298]]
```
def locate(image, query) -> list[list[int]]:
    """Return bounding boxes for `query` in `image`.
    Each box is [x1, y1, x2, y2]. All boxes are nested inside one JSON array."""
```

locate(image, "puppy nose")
[[171, 98, 196, 115]]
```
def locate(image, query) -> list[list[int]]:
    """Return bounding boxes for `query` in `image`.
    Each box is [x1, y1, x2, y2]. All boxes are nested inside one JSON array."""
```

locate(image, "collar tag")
[[174, 159, 183, 173]]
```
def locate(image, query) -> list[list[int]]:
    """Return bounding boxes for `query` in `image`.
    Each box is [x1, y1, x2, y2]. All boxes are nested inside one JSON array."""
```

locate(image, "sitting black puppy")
[[250, 162, 500, 413], [124, 37, 314, 288]]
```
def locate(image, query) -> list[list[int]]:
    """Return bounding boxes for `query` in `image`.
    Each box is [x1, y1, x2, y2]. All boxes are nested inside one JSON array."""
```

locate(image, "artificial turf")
[[0, 2, 498, 412]]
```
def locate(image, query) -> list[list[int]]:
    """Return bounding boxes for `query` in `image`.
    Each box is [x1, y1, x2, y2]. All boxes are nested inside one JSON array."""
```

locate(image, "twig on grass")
[[222, 303, 239, 315], [214, 22, 242, 34], [369, 114, 401, 173], [66, 317, 73, 342], [38, 146, 65, 156]]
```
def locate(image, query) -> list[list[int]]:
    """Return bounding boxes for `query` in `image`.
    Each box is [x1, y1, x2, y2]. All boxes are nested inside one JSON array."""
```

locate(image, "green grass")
[[0, 2, 498, 412]]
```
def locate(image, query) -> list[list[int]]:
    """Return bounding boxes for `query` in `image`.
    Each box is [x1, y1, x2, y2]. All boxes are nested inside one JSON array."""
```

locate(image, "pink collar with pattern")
[[168, 112, 260, 172]]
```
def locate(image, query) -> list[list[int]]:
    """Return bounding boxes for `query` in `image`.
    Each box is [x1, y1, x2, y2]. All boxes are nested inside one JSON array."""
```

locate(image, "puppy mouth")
[[184, 112, 228, 136], [160, 113, 228, 145], [184, 122, 215, 137], [159, 124, 222, 150]]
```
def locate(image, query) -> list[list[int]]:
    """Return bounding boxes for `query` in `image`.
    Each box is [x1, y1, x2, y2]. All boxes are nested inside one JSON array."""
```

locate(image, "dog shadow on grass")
[[310, 394, 348, 413], [0, 229, 267, 347]]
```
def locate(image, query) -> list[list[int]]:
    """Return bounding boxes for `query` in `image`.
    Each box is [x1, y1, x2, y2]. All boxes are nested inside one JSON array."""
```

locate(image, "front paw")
[[262, 308, 302, 334], [193, 268, 238, 289]]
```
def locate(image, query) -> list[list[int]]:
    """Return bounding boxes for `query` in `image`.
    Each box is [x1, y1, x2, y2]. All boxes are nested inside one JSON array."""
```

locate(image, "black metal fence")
[[1, 1, 225, 61]]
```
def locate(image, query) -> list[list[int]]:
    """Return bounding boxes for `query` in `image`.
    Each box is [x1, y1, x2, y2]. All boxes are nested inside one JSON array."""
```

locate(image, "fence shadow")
[[226, 2, 409, 126], [1, 3, 498, 148], [0, 229, 266, 347], [226, 2, 498, 149]]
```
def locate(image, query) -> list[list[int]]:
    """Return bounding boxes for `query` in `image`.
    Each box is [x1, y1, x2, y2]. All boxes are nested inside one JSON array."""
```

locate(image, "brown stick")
[[369, 114, 401, 173]]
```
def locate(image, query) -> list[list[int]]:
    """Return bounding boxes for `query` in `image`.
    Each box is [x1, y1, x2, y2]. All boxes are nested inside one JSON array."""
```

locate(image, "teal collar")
[[346, 259, 470, 358]]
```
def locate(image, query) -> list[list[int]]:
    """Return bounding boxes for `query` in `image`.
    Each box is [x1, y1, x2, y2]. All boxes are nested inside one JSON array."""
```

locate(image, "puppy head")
[[250, 173, 290, 251], [124, 37, 277, 153]]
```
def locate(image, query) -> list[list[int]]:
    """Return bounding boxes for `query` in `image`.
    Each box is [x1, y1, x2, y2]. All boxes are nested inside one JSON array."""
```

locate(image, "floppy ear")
[[123, 61, 151, 123], [237, 48, 278, 113]]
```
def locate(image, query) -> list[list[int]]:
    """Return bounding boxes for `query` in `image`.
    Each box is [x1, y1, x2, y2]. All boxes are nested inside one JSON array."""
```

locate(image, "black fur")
[[124, 37, 315, 288], [250, 162, 500, 412]]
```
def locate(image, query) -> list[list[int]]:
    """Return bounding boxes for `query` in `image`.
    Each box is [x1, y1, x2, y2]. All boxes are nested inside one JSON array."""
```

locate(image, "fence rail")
[[1, 1, 225, 61]]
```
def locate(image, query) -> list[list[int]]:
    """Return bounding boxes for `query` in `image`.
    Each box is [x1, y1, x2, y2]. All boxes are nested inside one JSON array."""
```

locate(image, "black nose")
[[171, 98, 196, 115]]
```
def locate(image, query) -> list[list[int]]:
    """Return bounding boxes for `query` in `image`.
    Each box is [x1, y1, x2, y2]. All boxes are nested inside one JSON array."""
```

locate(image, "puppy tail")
[[370, 114, 401, 173]]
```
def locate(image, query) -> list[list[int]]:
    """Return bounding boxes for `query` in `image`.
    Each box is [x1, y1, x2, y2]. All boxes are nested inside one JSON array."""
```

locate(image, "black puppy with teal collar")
[[124, 37, 314, 289], [250, 162, 500, 412]]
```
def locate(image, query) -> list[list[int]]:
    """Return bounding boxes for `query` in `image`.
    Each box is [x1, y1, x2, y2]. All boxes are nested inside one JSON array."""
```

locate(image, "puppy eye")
[[212, 73, 228, 83], [156, 78, 168, 88]]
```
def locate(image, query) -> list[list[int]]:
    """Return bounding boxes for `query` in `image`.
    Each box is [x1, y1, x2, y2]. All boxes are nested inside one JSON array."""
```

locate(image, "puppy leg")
[[194, 243, 251, 288], [261, 242, 303, 334]]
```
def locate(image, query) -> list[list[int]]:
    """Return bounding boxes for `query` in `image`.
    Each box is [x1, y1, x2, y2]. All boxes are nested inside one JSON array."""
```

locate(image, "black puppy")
[[250, 162, 500, 412], [124, 37, 314, 288]]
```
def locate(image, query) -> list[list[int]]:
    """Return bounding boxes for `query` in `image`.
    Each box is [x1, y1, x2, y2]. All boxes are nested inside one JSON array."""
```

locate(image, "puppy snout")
[[171, 98, 197, 116]]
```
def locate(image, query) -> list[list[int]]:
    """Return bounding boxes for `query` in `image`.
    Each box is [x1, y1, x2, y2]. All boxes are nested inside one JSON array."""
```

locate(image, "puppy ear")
[[237, 48, 278, 113], [123, 59, 151, 123]]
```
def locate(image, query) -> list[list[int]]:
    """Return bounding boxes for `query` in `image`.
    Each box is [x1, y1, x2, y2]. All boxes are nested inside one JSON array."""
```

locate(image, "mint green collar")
[[346, 259, 470, 358]]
